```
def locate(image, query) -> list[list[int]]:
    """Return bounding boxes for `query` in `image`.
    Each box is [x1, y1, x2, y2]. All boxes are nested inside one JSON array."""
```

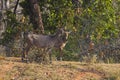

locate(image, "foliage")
[[20, 0, 74, 33], [1, 0, 120, 62], [70, 0, 120, 62], [2, 11, 32, 45], [2, 11, 20, 45], [17, 0, 120, 62], [79, 0, 119, 41], [40, 0, 74, 33]]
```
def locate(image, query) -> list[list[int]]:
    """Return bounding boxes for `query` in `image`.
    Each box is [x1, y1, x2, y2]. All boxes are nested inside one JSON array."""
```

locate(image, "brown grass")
[[0, 57, 120, 80]]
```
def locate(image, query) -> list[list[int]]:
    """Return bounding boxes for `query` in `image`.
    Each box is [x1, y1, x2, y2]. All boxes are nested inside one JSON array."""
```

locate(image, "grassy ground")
[[0, 57, 120, 80]]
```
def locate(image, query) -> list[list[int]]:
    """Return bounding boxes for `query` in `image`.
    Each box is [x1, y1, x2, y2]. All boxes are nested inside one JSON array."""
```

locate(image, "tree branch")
[[13, 0, 19, 14]]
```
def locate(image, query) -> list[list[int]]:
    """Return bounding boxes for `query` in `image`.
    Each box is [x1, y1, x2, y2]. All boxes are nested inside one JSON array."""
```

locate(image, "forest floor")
[[0, 57, 120, 80]]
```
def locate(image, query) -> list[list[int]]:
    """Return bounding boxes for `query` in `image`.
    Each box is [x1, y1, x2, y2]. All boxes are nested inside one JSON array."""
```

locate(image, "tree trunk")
[[1, 0, 10, 10], [5, 0, 10, 9], [14, 0, 19, 14], [27, 0, 44, 34]]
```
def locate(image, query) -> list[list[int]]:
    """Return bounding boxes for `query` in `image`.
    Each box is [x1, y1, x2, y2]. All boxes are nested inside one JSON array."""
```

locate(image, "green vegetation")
[[0, 0, 120, 63]]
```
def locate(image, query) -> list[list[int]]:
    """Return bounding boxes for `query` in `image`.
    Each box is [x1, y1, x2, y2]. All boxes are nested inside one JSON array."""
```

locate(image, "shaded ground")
[[0, 57, 120, 80]]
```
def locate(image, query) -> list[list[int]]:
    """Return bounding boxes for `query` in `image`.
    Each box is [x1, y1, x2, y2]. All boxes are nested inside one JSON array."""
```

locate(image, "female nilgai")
[[22, 28, 70, 63], [54, 30, 70, 61]]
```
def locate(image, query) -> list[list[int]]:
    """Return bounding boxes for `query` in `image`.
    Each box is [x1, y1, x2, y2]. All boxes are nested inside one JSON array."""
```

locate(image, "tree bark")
[[27, 0, 44, 34]]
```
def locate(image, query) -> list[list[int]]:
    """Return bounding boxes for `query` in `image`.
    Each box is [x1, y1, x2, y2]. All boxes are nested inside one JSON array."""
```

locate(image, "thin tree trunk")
[[14, 0, 19, 14], [27, 0, 44, 34], [5, 0, 10, 9], [1, 0, 5, 9]]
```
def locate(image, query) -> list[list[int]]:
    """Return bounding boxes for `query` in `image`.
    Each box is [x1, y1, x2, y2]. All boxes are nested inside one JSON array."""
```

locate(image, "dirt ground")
[[0, 57, 120, 80]]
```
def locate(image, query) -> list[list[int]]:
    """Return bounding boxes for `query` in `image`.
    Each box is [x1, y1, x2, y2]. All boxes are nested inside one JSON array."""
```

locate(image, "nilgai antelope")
[[54, 30, 70, 60], [22, 28, 70, 63]]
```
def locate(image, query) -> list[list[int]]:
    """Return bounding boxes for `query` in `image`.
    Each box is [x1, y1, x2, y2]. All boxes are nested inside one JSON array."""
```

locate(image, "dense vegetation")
[[0, 0, 120, 63]]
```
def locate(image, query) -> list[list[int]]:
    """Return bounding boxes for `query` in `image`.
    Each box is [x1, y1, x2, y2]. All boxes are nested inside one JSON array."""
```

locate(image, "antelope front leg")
[[25, 46, 30, 63], [21, 50, 28, 62], [59, 48, 63, 61], [22, 45, 31, 63], [21, 48, 25, 62], [46, 48, 52, 63], [57, 48, 63, 61]]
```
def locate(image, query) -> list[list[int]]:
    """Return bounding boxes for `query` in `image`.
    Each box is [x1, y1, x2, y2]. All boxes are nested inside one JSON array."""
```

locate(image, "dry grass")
[[86, 63, 120, 80], [0, 57, 120, 80], [0, 56, 5, 60]]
